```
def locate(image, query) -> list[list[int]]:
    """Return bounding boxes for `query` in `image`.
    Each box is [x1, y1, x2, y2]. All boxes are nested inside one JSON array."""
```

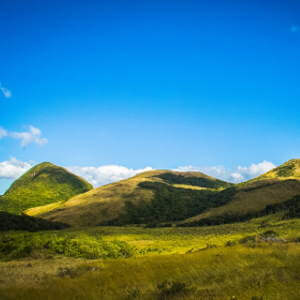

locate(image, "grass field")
[[1, 215, 300, 299]]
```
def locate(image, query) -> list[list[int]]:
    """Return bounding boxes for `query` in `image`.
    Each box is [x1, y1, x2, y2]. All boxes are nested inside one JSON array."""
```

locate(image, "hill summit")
[[0, 162, 93, 214]]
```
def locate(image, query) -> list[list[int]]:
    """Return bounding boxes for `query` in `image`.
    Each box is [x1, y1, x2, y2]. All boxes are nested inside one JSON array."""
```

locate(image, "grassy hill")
[[27, 170, 232, 227], [0, 162, 93, 214], [180, 159, 300, 226]]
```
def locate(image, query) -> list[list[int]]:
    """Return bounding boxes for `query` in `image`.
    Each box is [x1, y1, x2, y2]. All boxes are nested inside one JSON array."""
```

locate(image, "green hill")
[[27, 170, 232, 227], [0, 162, 93, 214], [180, 159, 300, 226]]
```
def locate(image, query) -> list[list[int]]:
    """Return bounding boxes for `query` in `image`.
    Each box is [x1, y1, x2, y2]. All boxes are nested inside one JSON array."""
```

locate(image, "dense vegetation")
[[155, 172, 232, 189], [0, 162, 93, 214], [0, 232, 135, 260], [105, 182, 236, 225], [0, 212, 69, 232]]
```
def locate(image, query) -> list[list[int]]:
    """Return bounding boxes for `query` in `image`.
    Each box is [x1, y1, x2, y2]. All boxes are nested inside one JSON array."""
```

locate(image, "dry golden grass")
[[182, 179, 300, 224]]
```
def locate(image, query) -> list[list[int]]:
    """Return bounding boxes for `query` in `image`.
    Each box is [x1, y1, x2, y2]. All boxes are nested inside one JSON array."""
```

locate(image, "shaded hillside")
[[180, 159, 300, 226], [154, 171, 232, 189], [27, 170, 233, 227], [0, 162, 93, 214], [0, 211, 69, 231]]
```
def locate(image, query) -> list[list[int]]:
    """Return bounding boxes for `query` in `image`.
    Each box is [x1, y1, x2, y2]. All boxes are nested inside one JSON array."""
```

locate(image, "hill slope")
[[0, 162, 93, 214], [27, 170, 232, 227], [181, 159, 300, 226], [0, 211, 69, 231]]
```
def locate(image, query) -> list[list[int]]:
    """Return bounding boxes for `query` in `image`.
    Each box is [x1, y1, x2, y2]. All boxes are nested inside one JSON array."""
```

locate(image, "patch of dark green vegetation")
[[0, 211, 69, 232], [276, 162, 296, 177], [105, 182, 237, 225], [0, 162, 93, 214], [0, 232, 135, 260], [181, 195, 300, 227], [155, 173, 231, 188]]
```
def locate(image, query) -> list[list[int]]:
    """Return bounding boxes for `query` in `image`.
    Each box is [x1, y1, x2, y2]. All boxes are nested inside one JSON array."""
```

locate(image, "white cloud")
[[236, 161, 276, 180], [0, 158, 32, 179], [174, 160, 276, 183], [0, 157, 276, 187], [291, 25, 300, 33], [0, 125, 48, 147], [67, 165, 153, 187], [0, 83, 12, 99]]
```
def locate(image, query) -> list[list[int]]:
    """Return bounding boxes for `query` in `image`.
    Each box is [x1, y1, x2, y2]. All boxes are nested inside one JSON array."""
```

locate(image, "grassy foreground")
[[1, 216, 300, 299]]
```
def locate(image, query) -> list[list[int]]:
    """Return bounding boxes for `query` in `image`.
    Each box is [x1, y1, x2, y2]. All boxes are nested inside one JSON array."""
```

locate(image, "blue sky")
[[1, 0, 300, 193]]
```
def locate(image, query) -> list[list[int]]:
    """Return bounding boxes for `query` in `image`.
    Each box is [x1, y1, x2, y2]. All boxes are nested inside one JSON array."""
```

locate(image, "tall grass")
[[1, 244, 300, 299]]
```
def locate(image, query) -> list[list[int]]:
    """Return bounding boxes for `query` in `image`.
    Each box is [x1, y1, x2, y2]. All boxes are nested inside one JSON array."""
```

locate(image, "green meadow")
[[1, 214, 300, 300]]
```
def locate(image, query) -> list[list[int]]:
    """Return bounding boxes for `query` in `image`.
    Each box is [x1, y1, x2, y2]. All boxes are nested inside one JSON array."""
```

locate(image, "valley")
[[1, 159, 300, 299]]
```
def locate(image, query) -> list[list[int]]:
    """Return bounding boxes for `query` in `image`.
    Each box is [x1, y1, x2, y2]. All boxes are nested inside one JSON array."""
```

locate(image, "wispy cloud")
[[0, 125, 48, 147], [290, 25, 300, 33], [0, 83, 12, 99], [0, 128, 8, 138]]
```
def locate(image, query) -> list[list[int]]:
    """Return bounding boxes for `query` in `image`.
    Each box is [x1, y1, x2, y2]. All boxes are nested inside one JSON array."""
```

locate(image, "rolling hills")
[[7, 159, 300, 228], [0, 162, 93, 214], [26, 170, 232, 227]]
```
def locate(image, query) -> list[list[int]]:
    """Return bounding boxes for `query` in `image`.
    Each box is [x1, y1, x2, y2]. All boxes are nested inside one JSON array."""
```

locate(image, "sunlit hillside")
[[26, 169, 232, 227]]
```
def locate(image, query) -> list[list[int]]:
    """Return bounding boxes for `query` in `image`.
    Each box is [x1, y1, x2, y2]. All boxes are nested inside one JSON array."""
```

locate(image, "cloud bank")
[[0, 158, 32, 179], [0, 125, 48, 147], [67, 165, 153, 187], [175, 160, 276, 182], [0, 158, 276, 187]]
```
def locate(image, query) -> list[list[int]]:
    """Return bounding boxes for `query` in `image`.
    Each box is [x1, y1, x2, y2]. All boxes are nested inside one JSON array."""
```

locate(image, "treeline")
[[105, 182, 236, 226], [180, 195, 300, 227], [0, 211, 69, 232]]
